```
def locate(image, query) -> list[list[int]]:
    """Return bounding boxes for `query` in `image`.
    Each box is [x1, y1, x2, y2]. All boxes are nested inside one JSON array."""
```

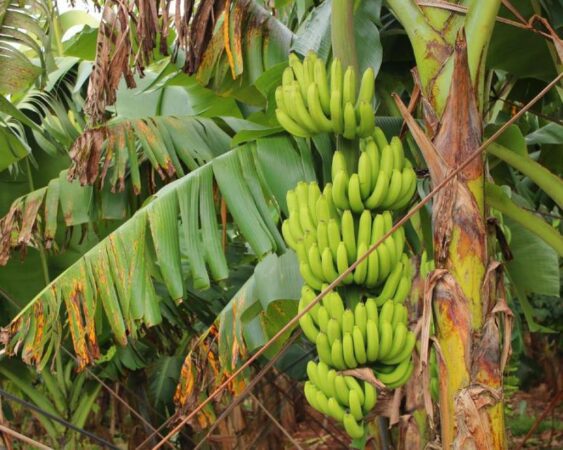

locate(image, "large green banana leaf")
[[1, 134, 321, 371]]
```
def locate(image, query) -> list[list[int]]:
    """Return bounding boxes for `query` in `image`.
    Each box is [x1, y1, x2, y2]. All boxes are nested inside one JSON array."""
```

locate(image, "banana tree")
[[0, 0, 562, 448]]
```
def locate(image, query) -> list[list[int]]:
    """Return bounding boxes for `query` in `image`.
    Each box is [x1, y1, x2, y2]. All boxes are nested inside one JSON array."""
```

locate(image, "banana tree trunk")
[[385, 1, 506, 448]]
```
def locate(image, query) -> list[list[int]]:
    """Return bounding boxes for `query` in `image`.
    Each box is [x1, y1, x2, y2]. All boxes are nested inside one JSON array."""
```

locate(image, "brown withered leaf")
[[68, 127, 107, 185]]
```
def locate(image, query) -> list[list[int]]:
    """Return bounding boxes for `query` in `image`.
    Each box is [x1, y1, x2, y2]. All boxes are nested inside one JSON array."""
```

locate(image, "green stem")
[[486, 183, 563, 257], [25, 158, 50, 285], [385, 0, 449, 102], [331, 0, 358, 76], [465, 0, 502, 83], [487, 143, 563, 210]]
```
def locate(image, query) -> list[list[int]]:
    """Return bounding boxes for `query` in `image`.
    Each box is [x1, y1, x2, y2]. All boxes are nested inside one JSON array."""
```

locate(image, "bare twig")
[[250, 393, 305, 450], [515, 390, 563, 450], [0, 424, 53, 450]]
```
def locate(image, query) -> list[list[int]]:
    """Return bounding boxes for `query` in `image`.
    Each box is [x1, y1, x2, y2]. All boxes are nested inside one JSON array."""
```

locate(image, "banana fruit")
[[331, 132, 418, 211], [276, 53, 376, 139], [303, 361, 375, 439]]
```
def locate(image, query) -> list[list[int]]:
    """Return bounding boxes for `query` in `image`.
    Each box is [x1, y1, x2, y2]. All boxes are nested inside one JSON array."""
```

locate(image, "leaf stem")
[[486, 183, 563, 257], [331, 0, 359, 76], [487, 142, 563, 210]]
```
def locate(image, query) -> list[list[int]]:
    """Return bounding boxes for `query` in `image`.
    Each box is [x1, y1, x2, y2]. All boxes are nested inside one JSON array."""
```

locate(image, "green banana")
[[358, 101, 375, 138], [358, 151, 372, 199], [365, 298, 378, 322], [282, 67, 295, 86], [299, 312, 319, 343], [357, 209, 372, 249], [314, 58, 330, 114], [342, 309, 355, 335], [327, 318, 341, 345], [381, 169, 403, 208], [336, 241, 353, 284], [301, 285, 321, 323], [353, 242, 368, 284], [308, 182, 321, 222], [341, 210, 357, 262], [316, 332, 333, 365], [386, 361, 414, 389], [323, 183, 339, 218], [328, 397, 345, 422], [332, 170, 350, 210], [289, 53, 305, 87], [358, 67, 375, 104], [363, 382, 377, 413], [316, 196, 331, 224], [317, 221, 329, 252], [380, 144, 394, 175], [354, 302, 367, 339], [291, 84, 320, 133], [321, 247, 339, 282], [330, 89, 344, 135], [327, 218, 341, 259], [331, 151, 348, 181], [300, 262, 323, 290], [276, 109, 310, 138], [343, 66, 356, 105], [326, 291, 345, 322], [349, 389, 363, 421], [344, 376, 365, 403], [343, 332, 358, 368], [307, 361, 319, 386], [384, 331, 416, 365], [393, 275, 412, 303], [327, 369, 337, 398], [331, 338, 346, 370], [334, 375, 350, 406], [376, 239, 392, 284], [373, 127, 389, 151], [376, 358, 412, 386], [330, 58, 343, 98], [376, 261, 403, 304], [365, 139, 380, 190], [386, 322, 408, 361], [343, 413, 365, 439], [316, 361, 330, 394], [366, 247, 380, 287], [343, 102, 357, 140], [308, 243, 324, 280], [304, 381, 320, 410], [281, 220, 297, 249], [317, 305, 330, 332], [366, 319, 380, 361], [390, 136, 405, 170], [352, 325, 367, 365], [378, 321, 394, 360], [391, 303, 407, 328], [379, 300, 395, 325], [315, 389, 330, 415], [365, 169, 389, 210], [348, 174, 364, 213], [307, 83, 333, 132]]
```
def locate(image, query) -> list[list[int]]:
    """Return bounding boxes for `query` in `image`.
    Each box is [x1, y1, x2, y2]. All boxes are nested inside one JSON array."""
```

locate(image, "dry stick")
[[152, 71, 563, 450], [250, 393, 306, 450], [515, 390, 563, 450], [0, 424, 53, 450]]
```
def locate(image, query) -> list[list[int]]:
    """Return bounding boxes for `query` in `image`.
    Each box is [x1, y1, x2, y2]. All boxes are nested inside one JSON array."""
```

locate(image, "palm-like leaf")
[[1, 134, 321, 370], [0, 0, 50, 95]]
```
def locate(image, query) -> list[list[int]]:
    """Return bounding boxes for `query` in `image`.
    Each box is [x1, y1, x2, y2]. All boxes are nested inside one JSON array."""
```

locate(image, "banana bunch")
[[331, 132, 417, 212], [298, 287, 416, 371], [281, 183, 407, 290], [304, 361, 377, 439], [275, 52, 376, 139]]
